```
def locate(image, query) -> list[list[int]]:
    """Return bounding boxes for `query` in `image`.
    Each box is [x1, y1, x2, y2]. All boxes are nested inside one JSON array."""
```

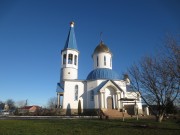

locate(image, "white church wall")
[[125, 92, 142, 109], [137, 102, 142, 109], [61, 68, 78, 80], [88, 97, 95, 108], [126, 92, 137, 99], [114, 80, 127, 92], [94, 94, 100, 108], [86, 80, 98, 109], [114, 80, 127, 98], [96, 80, 106, 85], [63, 80, 85, 109], [87, 80, 98, 91], [86, 80, 107, 109]]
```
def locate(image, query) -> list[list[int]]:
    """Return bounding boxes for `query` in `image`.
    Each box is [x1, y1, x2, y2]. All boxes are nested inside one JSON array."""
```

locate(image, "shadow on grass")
[[98, 119, 180, 132], [132, 124, 180, 131]]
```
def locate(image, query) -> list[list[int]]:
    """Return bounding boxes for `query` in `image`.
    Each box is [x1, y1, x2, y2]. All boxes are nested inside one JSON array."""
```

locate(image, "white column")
[[62, 94, 64, 109], [116, 93, 119, 110], [57, 93, 60, 108], [101, 92, 104, 108], [72, 55, 74, 65], [113, 95, 115, 109], [145, 107, 149, 115], [123, 91, 125, 98], [66, 53, 68, 64], [115, 94, 118, 109], [117, 92, 121, 111], [103, 93, 105, 108]]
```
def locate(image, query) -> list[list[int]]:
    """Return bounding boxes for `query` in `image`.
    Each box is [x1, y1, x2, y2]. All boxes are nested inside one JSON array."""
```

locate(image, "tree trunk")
[[156, 115, 164, 122]]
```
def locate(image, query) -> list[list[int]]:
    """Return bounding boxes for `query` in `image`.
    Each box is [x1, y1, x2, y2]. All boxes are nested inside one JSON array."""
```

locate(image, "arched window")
[[68, 54, 73, 64], [104, 56, 106, 66], [63, 54, 66, 64], [90, 90, 94, 101], [97, 56, 99, 67], [74, 55, 77, 65], [74, 85, 78, 101], [110, 57, 112, 67]]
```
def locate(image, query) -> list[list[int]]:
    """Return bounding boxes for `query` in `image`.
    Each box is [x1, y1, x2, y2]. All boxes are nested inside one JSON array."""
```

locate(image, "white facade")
[[63, 80, 84, 109], [93, 52, 112, 69], [56, 22, 143, 115]]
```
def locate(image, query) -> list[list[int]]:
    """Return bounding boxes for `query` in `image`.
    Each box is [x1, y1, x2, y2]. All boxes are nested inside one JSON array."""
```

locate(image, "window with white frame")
[[74, 55, 77, 65], [90, 90, 94, 101], [63, 54, 66, 64], [74, 85, 78, 101], [68, 54, 73, 64], [97, 56, 99, 67], [104, 56, 106, 66], [110, 57, 112, 67]]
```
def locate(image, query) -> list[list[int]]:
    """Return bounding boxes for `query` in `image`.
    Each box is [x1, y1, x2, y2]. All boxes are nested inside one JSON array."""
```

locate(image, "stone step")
[[102, 109, 130, 118]]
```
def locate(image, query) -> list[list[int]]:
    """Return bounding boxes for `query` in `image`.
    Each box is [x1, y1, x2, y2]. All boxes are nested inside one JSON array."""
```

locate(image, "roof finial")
[[100, 32, 103, 41], [70, 21, 75, 27]]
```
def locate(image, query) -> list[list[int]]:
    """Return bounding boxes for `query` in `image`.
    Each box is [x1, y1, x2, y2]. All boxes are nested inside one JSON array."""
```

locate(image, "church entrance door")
[[107, 96, 113, 109]]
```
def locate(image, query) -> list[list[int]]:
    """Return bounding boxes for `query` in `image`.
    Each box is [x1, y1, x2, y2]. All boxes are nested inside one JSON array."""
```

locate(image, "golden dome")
[[93, 41, 112, 54]]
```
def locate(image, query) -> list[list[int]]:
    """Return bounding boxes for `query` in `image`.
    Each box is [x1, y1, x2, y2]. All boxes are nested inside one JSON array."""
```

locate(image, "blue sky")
[[0, 0, 180, 107]]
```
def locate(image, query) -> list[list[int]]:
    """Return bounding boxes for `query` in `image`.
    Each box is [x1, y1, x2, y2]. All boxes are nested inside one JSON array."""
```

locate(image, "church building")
[[56, 22, 143, 115]]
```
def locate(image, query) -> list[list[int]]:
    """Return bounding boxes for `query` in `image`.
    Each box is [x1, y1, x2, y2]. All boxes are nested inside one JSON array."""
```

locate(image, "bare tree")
[[163, 35, 180, 107], [16, 100, 27, 108], [47, 97, 57, 109], [163, 34, 180, 79], [128, 35, 180, 122], [0, 101, 5, 110], [6, 99, 15, 110]]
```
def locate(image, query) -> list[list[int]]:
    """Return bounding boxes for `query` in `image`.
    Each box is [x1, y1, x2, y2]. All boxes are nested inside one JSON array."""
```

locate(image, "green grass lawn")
[[0, 118, 179, 135]]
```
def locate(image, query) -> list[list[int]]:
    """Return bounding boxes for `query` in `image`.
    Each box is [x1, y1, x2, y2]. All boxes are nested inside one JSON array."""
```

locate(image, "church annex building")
[[56, 22, 143, 115]]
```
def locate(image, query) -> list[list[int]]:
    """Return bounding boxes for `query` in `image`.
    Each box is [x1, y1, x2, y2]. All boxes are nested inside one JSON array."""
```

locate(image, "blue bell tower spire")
[[64, 22, 78, 50]]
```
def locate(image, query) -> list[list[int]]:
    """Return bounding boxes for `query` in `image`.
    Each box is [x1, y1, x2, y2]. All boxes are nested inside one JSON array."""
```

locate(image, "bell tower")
[[60, 22, 79, 82]]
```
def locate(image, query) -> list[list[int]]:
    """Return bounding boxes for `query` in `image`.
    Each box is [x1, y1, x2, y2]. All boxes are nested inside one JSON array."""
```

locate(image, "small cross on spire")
[[100, 32, 103, 42], [100, 32, 104, 45]]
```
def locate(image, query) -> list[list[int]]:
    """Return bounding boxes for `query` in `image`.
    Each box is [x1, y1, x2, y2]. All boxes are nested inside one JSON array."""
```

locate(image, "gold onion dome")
[[93, 41, 112, 54]]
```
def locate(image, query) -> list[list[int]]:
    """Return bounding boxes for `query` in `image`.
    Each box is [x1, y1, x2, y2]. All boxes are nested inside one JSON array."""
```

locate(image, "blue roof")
[[56, 82, 64, 93], [64, 25, 78, 50], [93, 80, 109, 92], [87, 68, 121, 80]]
